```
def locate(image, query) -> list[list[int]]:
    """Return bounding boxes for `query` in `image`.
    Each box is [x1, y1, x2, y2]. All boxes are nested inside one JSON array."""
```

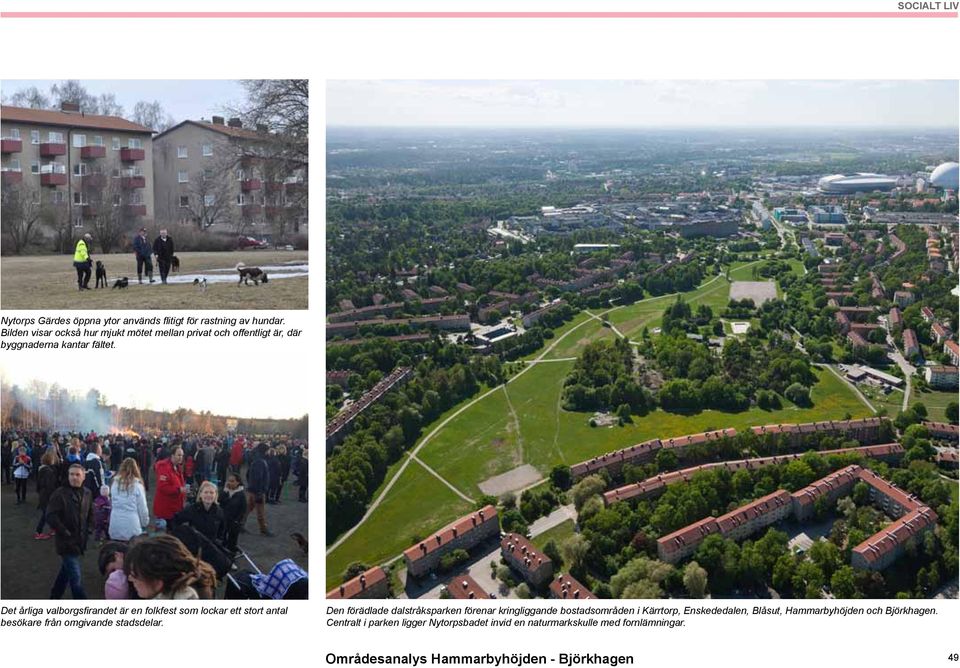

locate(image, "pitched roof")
[[717, 490, 791, 533], [1, 104, 153, 134], [657, 517, 720, 555], [154, 119, 269, 142], [403, 505, 498, 563], [326, 566, 387, 599], [446, 574, 490, 600], [852, 507, 937, 564], [550, 573, 596, 599]]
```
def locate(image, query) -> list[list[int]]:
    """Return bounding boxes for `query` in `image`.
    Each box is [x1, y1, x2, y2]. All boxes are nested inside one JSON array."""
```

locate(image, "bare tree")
[[1, 183, 46, 254], [50, 80, 99, 112], [131, 100, 176, 132], [8, 86, 50, 109], [185, 159, 239, 231], [96, 93, 124, 117], [233, 79, 308, 167], [87, 177, 140, 253]]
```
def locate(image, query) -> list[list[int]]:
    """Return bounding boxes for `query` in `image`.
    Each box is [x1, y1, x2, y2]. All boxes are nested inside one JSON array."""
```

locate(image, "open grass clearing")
[[1, 250, 308, 309], [325, 460, 473, 591]]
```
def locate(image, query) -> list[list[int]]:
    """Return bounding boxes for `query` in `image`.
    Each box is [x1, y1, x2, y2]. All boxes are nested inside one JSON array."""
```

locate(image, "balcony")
[[1, 139, 22, 154], [241, 178, 261, 191], [41, 172, 68, 186], [285, 181, 305, 194], [40, 142, 67, 157], [265, 181, 284, 193], [80, 145, 106, 159], [1, 171, 23, 185], [82, 173, 107, 188], [120, 147, 145, 162], [121, 176, 146, 189], [241, 203, 263, 217], [264, 205, 283, 218], [81, 204, 98, 218], [125, 204, 147, 216]]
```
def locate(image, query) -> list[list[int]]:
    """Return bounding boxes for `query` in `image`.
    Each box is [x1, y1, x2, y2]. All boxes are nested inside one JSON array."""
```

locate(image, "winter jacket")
[[218, 486, 247, 534], [109, 478, 149, 541], [153, 235, 175, 261], [267, 456, 281, 487], [153, 458, 186, 521], [36, 464, 59, 509], [229, 441, 244, 468], [12, 454, 32, 479], [46, 484, 94, 556], [133, 234, 151, 260], [84, 452, 105, 496], [246, 456, 269, 495], [172, 501, 224, 544]]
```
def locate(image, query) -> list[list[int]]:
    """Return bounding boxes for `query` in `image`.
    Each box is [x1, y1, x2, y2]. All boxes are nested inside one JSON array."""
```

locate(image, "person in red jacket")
[[153, 446, 186, 528], [229, 438, 244, 475]]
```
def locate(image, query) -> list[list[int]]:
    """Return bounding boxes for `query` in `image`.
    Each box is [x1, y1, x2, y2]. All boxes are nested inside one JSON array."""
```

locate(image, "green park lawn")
[[531, 520, 576, 552], [911, 388, 958, 422], [325, 459, 473, 591]]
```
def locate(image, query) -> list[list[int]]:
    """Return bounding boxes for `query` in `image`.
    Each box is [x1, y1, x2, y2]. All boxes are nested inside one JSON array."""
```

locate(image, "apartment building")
[[501, 533, 554, 587], [902, 329, 920, 358], [1, 103, 154, 238], [791, 465, 862, 521], [326, 566, 390, 599], [549, 573, 596, 600], [716, 490, 793, 542], [445, 574, 492, 600], [657, 517, 720, 564], [403, 506, 499, 579], [326, 313, 471, 339], [921, 421, 959, 442], [851, 507, 938, 571], [924, 365, 959, 390], [153, 116, 306, 238]]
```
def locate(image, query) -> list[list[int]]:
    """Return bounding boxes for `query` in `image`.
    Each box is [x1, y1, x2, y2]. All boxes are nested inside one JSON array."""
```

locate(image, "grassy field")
[[531, 520, 576, 552], [329, 363, 872, 579], [325, 460, 473, 590], [1, 250, 308, 309], [912, 388, 958, 421], [325, 257, 878, 580]]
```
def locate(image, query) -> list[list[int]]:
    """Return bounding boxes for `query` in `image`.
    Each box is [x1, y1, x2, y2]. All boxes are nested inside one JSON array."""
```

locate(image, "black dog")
[[236, 263, 268, 286], [171, 256, 180, 273], [95, 261, 108, 288], [112, 277, 129, 289]]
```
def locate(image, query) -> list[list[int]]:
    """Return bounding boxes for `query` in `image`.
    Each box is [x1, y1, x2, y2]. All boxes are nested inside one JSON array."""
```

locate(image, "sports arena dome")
[[818, 173, 898, 194], [929, 162, 959, 190]]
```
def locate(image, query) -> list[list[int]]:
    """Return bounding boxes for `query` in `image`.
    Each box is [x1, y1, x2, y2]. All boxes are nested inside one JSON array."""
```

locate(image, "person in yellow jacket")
[[73, 233, 94, 291]]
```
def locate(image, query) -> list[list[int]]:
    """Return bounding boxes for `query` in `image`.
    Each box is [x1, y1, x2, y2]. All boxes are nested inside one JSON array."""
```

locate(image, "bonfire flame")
[[109, 427, 140, 439]]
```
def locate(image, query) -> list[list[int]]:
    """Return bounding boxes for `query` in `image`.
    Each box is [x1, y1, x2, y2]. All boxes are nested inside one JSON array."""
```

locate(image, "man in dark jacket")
[[152, 228, 175, 284], [133, 227, 154, 284], [245, 443, 273, 536], [46, 464, 94, 599]]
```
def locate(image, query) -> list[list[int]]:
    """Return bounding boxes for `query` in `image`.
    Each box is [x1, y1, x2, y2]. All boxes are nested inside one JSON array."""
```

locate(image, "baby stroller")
[[169, 523, 236, 580], [224, 555, 308, 600]]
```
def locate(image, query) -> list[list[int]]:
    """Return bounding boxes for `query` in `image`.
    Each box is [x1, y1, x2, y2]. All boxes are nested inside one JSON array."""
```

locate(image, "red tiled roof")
[[2, 104, 153, 134], [791, 465, 862, 507], [326, 566, 387, 599], [657, 517, 720, 555], [550, 573, 596, 599], [403, 505, 498, 563], [157, 119, 268, 142], [856, 468, 922, 512], [716, 490, 791, 533], [501, 533, 552, 575], [852, 507, 937, 564], [446, 574, 490, 600]]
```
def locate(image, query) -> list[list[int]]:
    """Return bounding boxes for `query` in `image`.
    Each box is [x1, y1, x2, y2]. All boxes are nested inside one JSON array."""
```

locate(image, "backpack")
[[84, 460, 103, 498]]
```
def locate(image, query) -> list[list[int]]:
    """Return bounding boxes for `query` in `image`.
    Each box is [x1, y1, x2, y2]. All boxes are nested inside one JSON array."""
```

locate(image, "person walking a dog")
[[73, 233, 94, 291], [133, 227, 154, 284], [152, 228, 175, 285]]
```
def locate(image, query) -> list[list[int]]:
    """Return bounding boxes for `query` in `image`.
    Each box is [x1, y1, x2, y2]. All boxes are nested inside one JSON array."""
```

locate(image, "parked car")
[[238, 236, 269, 250]]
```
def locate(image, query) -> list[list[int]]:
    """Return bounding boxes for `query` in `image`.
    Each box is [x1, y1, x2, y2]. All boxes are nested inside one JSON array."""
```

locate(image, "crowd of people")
[[2, 428, 309, 600]]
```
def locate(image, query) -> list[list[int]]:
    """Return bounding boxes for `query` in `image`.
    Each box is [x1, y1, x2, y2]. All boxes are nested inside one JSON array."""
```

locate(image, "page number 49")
[[948, 654, 959, 662]]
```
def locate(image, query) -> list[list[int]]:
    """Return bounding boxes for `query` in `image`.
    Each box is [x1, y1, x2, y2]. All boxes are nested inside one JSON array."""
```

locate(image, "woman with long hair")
[[109, 458, 150, 541], [35, 450, 60, 540], [172, 481, 223, 544], [125, 534, 217, 599]]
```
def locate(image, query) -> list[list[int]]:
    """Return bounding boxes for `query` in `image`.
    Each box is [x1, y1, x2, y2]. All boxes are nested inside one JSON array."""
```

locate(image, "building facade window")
[[236, 194, 245, 205], [51, 191, 65, 204], [3, 158, 21, 172], [73, 163, 88, 176], [112, 137, 121, 150], [31, 130, 40, 145], [112, 195, 121, 206], [204, 194, 216, 206], [73, 192, 86, 205], [48, 131, 64, 143], [203, 168, 214, 180], [179, 195, 190, 207], [30, 161, 40, 174], [73, 134, 87, 148], [177, 146, 188, 158], [202, 144, 213, 157], [2, 128, 20, 140], [128, 138, 142, 149], [73, 217, 85, 228], [93, 135, 104, 146], [178, 171, 189, 183]]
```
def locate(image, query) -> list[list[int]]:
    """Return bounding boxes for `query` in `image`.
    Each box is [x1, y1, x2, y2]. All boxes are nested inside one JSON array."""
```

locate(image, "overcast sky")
[[328, 80, 959, 128], [1, 79, 247, 123], [0, 355, 308, 420]]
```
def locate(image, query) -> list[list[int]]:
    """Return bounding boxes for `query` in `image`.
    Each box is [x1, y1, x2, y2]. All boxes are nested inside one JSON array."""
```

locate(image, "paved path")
[[885, 335, 916, 411], [410, 454, 473, 503], [529, 504, 577, 537]]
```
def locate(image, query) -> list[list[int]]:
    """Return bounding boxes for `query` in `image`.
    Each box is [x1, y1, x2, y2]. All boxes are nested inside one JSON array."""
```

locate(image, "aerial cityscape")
[[325, 81, 959, 601]]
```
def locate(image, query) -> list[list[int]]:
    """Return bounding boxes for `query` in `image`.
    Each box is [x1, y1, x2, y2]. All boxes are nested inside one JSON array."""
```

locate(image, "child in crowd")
[[94, 485, 113, 542], [13, 446, 32, 504]]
